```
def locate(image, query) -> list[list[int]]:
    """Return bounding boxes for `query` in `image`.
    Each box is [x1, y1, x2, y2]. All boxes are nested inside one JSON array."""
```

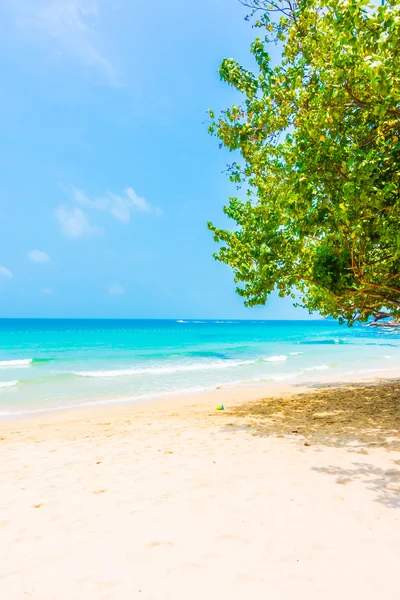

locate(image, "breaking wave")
[[0, 380, 18, 388], [0, 359, 32, 368], [73, 359, 257, 378]]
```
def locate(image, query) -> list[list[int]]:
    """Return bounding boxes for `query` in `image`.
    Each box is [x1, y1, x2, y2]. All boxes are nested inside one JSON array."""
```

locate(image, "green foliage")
[[208, 0, 400, 324]]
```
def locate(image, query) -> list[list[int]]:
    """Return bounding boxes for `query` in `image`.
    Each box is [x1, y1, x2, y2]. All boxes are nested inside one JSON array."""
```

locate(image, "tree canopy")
[[208, 0, 400, 324]]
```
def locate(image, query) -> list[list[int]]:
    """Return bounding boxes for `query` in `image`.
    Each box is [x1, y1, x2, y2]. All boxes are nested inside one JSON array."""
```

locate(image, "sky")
[[0, 0, 316, 319]]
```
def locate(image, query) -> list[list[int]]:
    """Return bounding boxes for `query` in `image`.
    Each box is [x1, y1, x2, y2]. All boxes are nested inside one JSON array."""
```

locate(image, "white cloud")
[[110, 187, 162, 220], [108, 192, 134, 223], [70, 186, 107, 209], [28, 249, 51, 263], [67, 185, 162, 223], [4, 0, 117, 85], [124, 187, 152, 214], [41, 287, 55, 295], [55, 205, 101, 237], [0, 266, 13, 279], [107, 283, 124, 295]]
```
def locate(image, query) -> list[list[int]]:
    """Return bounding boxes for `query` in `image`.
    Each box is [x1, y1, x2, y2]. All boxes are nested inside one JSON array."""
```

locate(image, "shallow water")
[[0, 319, 399, 416]]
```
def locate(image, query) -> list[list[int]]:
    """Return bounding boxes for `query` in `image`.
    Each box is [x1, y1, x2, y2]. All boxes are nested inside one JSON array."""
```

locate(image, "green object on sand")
[[216, 404, 225, 411]]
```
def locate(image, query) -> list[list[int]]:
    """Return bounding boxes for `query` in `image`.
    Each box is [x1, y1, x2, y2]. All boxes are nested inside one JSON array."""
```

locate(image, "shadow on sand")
[[215, 380, 400, 507], [311, 462, 400, 509], [218, 380, 400, 450]]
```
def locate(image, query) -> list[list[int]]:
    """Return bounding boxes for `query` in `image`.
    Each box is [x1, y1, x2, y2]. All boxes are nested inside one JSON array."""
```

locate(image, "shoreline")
[[1, 374, 399, 450], [1, 368, 400, 426], [0, 380, 304, 425]]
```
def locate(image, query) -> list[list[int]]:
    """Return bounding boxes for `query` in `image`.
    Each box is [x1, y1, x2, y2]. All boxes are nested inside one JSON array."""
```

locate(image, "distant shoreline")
[[368, 320, 400, 328]]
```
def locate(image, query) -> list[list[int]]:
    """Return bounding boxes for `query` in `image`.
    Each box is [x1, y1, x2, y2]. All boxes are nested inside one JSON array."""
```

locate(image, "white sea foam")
[[269, 371, 303, 381], [304, 365, 330, 372], [0, 359, 32, 368], [264, 355, 287, 362], [249, 371, 304, 382], [73, 359, 256, 378], [0, 380, 18, 388], [289, 352, 303, 356]]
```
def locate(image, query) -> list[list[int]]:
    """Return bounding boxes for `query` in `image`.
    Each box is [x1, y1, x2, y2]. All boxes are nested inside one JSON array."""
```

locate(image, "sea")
[[0, 318, 399, 417]]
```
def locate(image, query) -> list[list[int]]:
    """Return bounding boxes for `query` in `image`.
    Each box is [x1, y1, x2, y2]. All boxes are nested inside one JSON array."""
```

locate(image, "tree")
[[208, 0, 400, 324]]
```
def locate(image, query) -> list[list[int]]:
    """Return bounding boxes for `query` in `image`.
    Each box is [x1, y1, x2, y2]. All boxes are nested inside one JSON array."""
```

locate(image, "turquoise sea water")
[[0, 319, 399, 416]]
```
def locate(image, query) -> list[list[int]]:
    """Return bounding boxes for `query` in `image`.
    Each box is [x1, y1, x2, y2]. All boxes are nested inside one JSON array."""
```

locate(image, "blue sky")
[[0, 0, 314, 319]]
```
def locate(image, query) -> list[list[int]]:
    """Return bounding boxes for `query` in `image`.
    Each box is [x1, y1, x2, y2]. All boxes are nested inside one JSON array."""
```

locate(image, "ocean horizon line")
[[0, 317, 327, 322]]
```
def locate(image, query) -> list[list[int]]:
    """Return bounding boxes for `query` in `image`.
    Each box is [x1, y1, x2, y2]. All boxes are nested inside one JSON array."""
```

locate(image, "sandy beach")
[[1, 380, 399, 599]]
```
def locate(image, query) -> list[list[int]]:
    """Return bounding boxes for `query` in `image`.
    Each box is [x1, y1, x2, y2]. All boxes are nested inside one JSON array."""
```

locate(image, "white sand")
[[0, 388, 399, 599]]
